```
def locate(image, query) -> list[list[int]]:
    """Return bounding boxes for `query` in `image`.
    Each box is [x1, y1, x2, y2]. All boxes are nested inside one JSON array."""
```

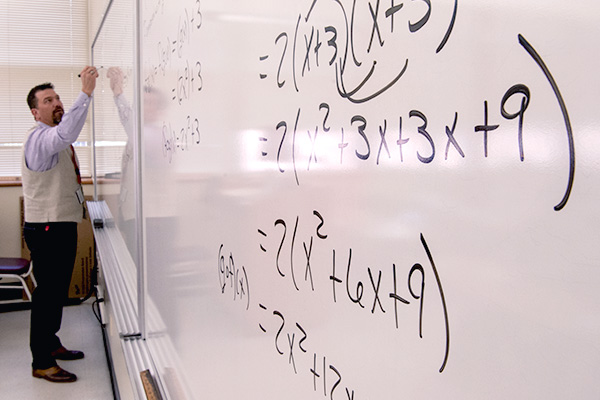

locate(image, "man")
[[22, 66, 98, 383]]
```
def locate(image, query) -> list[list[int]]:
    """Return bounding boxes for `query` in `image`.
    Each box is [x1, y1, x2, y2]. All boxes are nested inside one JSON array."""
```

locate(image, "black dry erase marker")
[[78, 66, 103, 77]]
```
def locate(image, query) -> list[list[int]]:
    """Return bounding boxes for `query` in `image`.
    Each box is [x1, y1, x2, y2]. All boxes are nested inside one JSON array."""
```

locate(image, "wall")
[[0, 185, 25, 257], [0, 183, 95, 257]]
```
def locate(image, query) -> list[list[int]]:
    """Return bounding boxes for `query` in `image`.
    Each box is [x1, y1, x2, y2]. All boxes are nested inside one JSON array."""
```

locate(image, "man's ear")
[[31, 108, 39, 121]]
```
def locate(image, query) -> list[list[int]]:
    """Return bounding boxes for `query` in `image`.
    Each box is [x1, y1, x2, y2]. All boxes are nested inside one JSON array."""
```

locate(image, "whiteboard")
[[93, 0, 139, 266], [139, 0, 600, 398]]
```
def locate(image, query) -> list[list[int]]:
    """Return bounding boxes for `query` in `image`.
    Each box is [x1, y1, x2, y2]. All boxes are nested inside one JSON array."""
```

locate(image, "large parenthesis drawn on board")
[[518, 34, 575, 211], [436, 0, 458, 54], [420, 233, 450, 373], [304, 0, 458, 104]]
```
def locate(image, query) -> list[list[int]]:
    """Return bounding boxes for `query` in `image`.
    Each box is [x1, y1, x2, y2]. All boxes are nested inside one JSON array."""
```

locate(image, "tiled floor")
[[0, 300, 114, 399]]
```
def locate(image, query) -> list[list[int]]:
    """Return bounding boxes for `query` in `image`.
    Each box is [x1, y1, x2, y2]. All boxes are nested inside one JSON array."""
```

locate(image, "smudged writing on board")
[[147, 0, 202, 90], [162, 116, 201, 163], [172, 60, 203, 105], [147, 0, 204, 163], [143, 0, 166, 37]]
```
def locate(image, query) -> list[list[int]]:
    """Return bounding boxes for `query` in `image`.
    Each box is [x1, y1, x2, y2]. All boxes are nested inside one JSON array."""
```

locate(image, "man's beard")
[[52, 107, 64, 125]]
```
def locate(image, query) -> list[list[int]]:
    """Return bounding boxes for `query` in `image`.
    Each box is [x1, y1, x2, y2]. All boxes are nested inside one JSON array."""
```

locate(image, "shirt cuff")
[[75, 91, 92, 108]]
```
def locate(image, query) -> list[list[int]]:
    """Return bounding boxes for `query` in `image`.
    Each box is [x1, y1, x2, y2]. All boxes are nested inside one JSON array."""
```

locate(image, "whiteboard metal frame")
[[90, 0, 115, 202], [90, 0, 157, 397]]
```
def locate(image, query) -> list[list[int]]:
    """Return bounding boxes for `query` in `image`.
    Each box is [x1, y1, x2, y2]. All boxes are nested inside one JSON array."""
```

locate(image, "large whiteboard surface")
[[93, 0, 138, 265], [139, 0, 600, 398]]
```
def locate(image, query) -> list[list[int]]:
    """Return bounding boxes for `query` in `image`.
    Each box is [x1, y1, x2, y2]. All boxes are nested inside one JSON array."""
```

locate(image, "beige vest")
[[22, 133, 83, 223]]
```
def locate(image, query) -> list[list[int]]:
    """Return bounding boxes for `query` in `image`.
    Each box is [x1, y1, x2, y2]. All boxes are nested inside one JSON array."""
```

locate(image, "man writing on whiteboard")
[[22, 66, 98, 383]]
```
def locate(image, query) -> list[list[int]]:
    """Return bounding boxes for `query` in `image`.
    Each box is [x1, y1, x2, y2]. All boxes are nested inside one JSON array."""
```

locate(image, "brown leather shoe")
[[32, 366, 77, 383], [51, 346, 85, 360]]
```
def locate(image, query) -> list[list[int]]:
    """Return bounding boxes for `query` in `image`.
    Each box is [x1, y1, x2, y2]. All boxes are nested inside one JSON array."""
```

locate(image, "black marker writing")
[[258, 303, 367, 399], [420, 233, 450, 373], [257, 211, 451, 374], [518, 34, 575, 211], [217, 244, 250, 310]]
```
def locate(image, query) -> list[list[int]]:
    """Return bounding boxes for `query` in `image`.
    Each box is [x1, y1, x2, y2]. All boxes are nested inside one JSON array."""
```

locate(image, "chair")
[[0, 257, 36, 304]]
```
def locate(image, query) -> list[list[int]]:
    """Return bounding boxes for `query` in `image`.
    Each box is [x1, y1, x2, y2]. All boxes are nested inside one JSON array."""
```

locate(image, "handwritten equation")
[[259, 0, 458, 101], [219, 209, 450, 399], [257, 1, 575, 211]]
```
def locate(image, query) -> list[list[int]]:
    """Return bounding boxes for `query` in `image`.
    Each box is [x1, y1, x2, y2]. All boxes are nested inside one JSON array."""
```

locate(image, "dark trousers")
[[23, 222, 77, 370]]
